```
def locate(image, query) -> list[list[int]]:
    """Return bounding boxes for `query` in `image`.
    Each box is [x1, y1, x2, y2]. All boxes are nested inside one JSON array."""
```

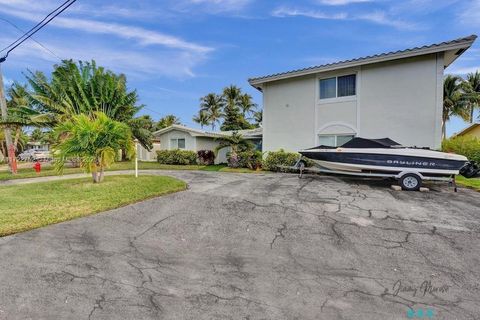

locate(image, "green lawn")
[[456, 176, 480, 191], [0, 175, 186, 236], [0, 161, 260, 181]]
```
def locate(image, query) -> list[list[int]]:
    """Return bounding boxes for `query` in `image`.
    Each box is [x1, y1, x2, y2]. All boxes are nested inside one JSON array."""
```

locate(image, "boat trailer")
[[289, 157, 458, 192]]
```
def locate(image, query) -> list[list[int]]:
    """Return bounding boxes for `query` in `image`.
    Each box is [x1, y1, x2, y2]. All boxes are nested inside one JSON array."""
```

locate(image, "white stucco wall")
[[137, 142, 161, 162], [157, 130, 196, 151], [262, 53, 444, 152], [196, 137, 228, 164]]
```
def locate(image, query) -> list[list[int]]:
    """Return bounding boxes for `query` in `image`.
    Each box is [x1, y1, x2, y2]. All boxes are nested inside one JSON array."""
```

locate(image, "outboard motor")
[[460, 162, 480, 178]]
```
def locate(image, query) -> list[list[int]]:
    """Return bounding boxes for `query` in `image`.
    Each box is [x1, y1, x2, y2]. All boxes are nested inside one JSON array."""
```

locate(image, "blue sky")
[[0, 0, 479, 136]]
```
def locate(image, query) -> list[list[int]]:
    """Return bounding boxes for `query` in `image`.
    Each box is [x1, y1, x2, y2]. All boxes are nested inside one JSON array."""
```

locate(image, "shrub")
[[157, 149, 197, 165], [442, 136, 480, 164], [262, 149, 312, 172], [236, 150, 263, 170], [197, 150, 215, 165]]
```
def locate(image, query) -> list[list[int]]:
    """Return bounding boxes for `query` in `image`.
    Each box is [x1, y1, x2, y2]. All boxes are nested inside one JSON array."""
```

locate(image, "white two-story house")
[[249, 35, 476, 152]]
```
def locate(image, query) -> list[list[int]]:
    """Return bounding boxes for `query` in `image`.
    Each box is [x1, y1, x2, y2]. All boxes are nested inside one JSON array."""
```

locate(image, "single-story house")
[[136, 138, 161, 161], [453, 123, 480, 139], [26, 141, 50, 151], [248, 35, 477, 152], [152, 124, 262, 164]]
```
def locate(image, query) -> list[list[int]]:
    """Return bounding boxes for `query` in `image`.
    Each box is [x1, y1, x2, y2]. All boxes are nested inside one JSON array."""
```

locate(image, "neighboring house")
[[136, 139, 161, 162], [453, 123, 480, 139], [26, 141, 50, 151], [153, 124, 262, 164], [248, 35, 477, 153]]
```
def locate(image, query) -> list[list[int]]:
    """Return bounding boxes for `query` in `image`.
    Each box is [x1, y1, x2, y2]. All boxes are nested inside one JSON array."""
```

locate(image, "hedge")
[[262, 149, 307, 172], [157, 149, 197, 165], [442, 136, 480, 164]]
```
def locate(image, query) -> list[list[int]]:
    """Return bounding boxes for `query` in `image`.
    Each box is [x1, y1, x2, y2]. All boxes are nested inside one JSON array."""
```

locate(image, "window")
[[171, 138, 186, 149], [319, 74, 356, 100], [319, 77, 336, 99], [337, 75, 356, 97], [318, 134, 354, 147]]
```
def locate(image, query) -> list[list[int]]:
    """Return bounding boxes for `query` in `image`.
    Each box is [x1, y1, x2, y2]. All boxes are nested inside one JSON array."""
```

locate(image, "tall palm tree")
[[26, 60, 151, 149], [200, 93, 224, 131], [464, 71, 480, 122], [443, 75, 469, 139], [238, 93, 257, 118], [156, 115, 181, 130], [222, 85, 242, 110], [193, 110, 209, 129]]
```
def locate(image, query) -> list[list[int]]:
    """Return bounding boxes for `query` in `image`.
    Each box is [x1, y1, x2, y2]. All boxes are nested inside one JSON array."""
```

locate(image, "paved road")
[[0, 171, 479, 320]]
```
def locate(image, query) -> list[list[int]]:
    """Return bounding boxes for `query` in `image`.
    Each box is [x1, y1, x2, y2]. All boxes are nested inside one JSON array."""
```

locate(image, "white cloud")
[[316, 0, 372, 5], [458, 0, 480, 27], [447, 66, 480, 75], [271, 6, 417, 30], [272, 7, 348, 20], [0, 7, 212, 54], [2, 36, 205, 79], [185, 0, 252, 12]]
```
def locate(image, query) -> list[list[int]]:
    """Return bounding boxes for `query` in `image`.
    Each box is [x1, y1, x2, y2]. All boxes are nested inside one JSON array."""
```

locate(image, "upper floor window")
[[319, 74, 356, 100]]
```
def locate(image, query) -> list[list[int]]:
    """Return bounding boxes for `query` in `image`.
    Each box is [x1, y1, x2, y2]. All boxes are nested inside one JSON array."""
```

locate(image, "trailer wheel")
[[399, 173, 421, 191]]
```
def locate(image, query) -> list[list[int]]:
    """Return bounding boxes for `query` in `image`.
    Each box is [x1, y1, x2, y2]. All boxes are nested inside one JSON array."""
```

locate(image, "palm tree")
[[156, 115, 181, 130], [253, 110, 262, 126], [238, 93, 257, 118], [26, 60, 151, 149], [200, 93, 224, 131], [215, 131, 254, 161], [53, 112, 133, 183], [193, 110, 209, 129], [464, 71, 480, 122], [2, 82, 52, 152], [222, 85, 242, 110], [443, 75, 469, 139]]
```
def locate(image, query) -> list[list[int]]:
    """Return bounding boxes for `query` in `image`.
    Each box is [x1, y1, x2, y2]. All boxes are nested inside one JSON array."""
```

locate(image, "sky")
[[0, 0, 479, 137]]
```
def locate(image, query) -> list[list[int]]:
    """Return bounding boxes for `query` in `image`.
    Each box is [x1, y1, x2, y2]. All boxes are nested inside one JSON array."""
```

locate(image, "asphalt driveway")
[[0, 171, 479, 320]]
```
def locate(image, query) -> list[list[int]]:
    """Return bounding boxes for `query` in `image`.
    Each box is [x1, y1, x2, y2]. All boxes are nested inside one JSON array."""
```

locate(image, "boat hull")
[[299, 149, 468, 176]]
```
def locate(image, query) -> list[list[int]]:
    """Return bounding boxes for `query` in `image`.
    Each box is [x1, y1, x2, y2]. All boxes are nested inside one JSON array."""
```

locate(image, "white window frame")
[[318, 72, 357, 104], [318, 134, 355, 147], [170, 138, 186, 150]]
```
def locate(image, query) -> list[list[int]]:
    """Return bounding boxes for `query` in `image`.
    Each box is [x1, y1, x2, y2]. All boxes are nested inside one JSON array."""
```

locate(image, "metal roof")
[[153, 124, 263, 139], [249, 34, 477, 89]]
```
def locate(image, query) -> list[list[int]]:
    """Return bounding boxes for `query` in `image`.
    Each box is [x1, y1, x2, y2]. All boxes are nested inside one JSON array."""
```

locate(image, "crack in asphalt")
[[270, 223, 287, 249]]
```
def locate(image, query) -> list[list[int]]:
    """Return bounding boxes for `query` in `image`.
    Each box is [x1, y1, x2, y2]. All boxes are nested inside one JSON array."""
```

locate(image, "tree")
[[215, 131, 253, 160], [220, 86, 253, 131], [193, 110, 209, 129], [26, 60, 151, 149], [253, 110, 263, 127], [238, 93, 257, 118], [53, 112, 133, 183], [2, 82, 51, 153], [155, 114, 181, 130], [200, 93, 223, 131], [443, 75, 469, 139], [30, 128, 44, 141], [464, 71, 480, 122]]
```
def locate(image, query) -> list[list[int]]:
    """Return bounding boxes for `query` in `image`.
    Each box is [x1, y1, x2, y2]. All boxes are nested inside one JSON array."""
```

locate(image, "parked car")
[[32, 150, 52, 162], [17, 149, 36, 161]]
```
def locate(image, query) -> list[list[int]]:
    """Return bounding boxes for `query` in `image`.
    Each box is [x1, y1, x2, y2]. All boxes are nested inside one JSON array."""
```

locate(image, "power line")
[[0, 17, 62, 61], [0, 0, 77, 63], [0, 0, 73, 54]]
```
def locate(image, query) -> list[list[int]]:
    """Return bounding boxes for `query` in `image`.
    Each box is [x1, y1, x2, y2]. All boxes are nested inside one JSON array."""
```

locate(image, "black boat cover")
[[341, 137, 402, 148], [307, 137, 402, 150]]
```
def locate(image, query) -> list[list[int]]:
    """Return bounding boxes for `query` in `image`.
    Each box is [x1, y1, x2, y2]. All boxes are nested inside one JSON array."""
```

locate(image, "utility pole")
[[0, 64, 16, 174]]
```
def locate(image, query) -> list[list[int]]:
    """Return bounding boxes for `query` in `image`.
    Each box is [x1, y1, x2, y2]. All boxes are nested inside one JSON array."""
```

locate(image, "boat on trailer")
[[298, 138, 475, 191]]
